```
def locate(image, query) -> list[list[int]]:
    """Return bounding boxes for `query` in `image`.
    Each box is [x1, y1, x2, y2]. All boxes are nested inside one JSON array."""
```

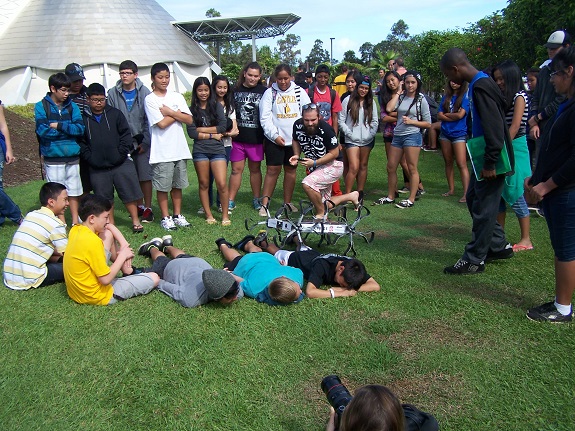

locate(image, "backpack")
[[271, 85, 302, 110], [35, 98, 73, 147], [423, 94, 439, 123], [397, 93, 424, 121], [403, 404, 440, 431]]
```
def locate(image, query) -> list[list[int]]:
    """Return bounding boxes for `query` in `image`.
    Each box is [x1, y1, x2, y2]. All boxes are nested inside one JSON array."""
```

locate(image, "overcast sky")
[[156, 0, 509, 62]]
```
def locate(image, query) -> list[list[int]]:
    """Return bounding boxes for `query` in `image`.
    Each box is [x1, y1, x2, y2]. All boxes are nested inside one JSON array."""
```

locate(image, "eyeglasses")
[[119, 71, 135, 76], [550, 69, 567, 77], [302, 103, 318, 111], [89, 97, 107, 104], [57, 87, 70, 94]]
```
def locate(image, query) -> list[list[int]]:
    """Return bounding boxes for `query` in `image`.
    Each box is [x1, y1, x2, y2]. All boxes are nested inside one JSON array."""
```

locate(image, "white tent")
[[0, 0, 216, 105]]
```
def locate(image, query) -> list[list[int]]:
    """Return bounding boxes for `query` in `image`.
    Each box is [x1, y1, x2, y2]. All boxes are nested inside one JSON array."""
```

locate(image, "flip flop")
[[441, 192, 453, 197], [513, 244, 534, 252], [132, 224, 144, 233]]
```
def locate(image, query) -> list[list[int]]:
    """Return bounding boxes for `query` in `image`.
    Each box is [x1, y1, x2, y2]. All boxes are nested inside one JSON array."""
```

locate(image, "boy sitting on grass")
[[215, 235, 304, 306], [250, 231, 380, 299], [64, 194, 159, 305]]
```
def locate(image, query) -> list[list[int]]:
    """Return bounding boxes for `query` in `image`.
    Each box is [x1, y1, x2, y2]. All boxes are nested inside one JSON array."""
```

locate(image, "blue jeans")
[[542, 189, 575, 262], [0, 146, 22, 226], [463, 174, 508, 264]]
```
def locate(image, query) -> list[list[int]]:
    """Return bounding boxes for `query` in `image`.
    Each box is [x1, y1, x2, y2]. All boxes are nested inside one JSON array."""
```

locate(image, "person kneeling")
[[64, 194, 159, 305], [138, 235, 243, 307]]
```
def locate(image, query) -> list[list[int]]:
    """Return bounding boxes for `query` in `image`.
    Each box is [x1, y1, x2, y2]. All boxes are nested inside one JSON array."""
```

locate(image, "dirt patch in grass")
[[3, 109, 43, 186], [405, 235, 446, 251]]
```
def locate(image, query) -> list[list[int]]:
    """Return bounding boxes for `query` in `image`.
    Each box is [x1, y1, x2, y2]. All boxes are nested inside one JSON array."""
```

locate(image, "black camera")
[[321, 375, 353, 429]]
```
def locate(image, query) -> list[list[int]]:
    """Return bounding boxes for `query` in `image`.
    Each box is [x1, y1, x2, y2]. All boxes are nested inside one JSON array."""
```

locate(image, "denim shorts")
[[391, 133, 422, 149], [344, 139, 375, 149], [192, 152, 227, 162], [439, 133, 467, 144], [542, 189, 575, 262], [499, 195, 529, 219]]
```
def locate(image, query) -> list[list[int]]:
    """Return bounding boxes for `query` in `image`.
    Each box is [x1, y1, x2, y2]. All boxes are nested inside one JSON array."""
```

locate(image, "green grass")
[[1, 137, 574, 431]]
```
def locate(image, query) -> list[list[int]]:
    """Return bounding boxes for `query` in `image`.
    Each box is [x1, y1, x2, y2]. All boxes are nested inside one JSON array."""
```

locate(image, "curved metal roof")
[[174, 13, 301, 43], [0, 0, 212, 72]]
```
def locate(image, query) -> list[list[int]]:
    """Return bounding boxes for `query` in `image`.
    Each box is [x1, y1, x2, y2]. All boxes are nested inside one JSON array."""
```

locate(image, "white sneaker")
[[160, 216, 177, 231], [259, 206, 268, 217], [173, 214, 191, 227]]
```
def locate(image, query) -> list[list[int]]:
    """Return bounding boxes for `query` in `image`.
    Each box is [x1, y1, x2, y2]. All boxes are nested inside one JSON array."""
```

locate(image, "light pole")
[[330, 37, 335, 65]]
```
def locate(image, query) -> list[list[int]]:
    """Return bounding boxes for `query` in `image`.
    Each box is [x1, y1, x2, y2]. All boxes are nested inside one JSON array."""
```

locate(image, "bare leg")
[[386, 146, 403, 200], [228, 159, 245, 201], [453, 141, 470, 201], [440, 139, 455, 195], [248, 159, 262, 199], [171, 188, 183, 217], [108, 203, 116, 226], [303, 184, 324, 217], [516, 216, 532, 248], [283, 164, 297, 204], [261, 165, 282, 207], [330, 190, 360, 207], [356, 146, 372, 192], [157, 190, 169, 218], [345, 147, 359, 193], [404, 146, 421, 203], [218, 242, 241, 262], [194, 160, 213, 220], [164, 245, 187, 258], [69, 196, 80, 225], [140, 180, 153, 209], [125, 201, 141, 226], [555, 258, 575, 306], [211, 159, 230, 222]]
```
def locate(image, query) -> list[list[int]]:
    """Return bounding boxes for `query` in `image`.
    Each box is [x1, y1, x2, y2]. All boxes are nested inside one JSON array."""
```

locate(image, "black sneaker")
[[444, 258, 485, 275], [215, 237, 233, 249], [138, 237, 162, 257], [253, 230, 268, 248], [395, 199, 414, 209], [232, 235, 255, 252], [486, 244, 514, 262], [527, 301, 573, 323], [162, 235, 173, 250]]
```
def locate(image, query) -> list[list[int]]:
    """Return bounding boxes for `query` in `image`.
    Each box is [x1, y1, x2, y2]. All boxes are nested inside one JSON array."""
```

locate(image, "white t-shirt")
[[145, 91, 193, 163]]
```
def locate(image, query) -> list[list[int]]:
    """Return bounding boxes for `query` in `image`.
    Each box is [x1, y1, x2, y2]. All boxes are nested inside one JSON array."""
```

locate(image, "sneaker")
[[137, 206, 145, 217], [130, 266, 146, 275], [485, 244, 514, 262], [138, 237, 163, 256], [173, 214, 191, 228], [160, 216, 177, 231], [215, 237, 233, 249], [228, 200, 236, 212], [141, 208, 154, 223], [422, 146, 438, 152], [372, 197, 394, 206], [395, 199, 414, 209], [253, 197, 262, 210], [527, 301, 573, 323], [444, 258, 485, 275], [253, 230, 268, 248], [397, 187, 409, 194], [162, 235, 173, 250], [285, 202, 298, 212], [197, 207, 205, 214], [259, 206, 268, 217]]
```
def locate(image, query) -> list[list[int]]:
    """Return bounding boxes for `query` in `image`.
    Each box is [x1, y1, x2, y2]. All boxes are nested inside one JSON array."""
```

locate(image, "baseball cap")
[[315, 64, 330, 75], [64, 63, 85, 81], [545, 30, 571, 49]]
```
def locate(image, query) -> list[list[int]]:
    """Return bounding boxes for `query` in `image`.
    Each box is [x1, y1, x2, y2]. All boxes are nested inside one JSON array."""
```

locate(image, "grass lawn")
[[1, 136, 573, 430]]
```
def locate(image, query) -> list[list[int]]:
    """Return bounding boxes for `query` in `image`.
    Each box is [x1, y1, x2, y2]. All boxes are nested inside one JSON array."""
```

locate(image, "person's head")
[[64, 63, 85, 94], [384, 70, 401, 92], [238, 61, 262, 89], [526, 67, 539, 92], [192, 76, 212, 105], [86, 83, 107, 114], [335, 259, 368, 290], [394, 57, 404, 70], [492, 60, 522, 110], [48, 73, 71, 104], [402, 70, 422, 96], [339, 385, 405, 431], [378, 69, 385, 78], [341, 65, 349, 74], [212, 75, 231, 101], [315, 64, 331, 89], [440, 48, 474, 85], [118, 60, 138, 88], [39, 182, 68, 216], [442, 79, 468, 114], [387, 59, 395, 71], [150, 62, 170, 92], [344, 71, 360, 93], [545, 30, 572, 60], [274, 64, 293, 91], [347, 75, 374, 127], [79, 194, 112, 233], [550, 46, 575, 97], [302, 104, 320, 134], [268, 276, 302, 304], [356, 75, 371, 98], [202, 269, 241, 304], [305, 71, 314, 84]]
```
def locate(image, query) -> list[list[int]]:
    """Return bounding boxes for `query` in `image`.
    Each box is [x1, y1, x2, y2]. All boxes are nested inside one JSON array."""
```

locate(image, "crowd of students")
[[1, 28, 575, 323]]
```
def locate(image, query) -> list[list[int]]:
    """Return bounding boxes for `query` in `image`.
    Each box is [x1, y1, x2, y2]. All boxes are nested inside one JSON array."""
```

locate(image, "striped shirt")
[[3, 207, 67, 290], [505, 90, 529, 138]]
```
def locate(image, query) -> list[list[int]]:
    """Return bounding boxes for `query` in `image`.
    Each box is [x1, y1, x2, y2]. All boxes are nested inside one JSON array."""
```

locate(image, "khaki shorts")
[[151, 160, 189, 192]]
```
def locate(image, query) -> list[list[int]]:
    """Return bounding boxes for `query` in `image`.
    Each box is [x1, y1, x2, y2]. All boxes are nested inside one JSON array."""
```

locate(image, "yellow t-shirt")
[[332, 73, 347, 98], [64, 225, 113, 305]]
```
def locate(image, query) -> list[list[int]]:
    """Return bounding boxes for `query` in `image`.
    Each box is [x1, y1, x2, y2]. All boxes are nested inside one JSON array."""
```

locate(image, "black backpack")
[[403, 404, 439, 431]]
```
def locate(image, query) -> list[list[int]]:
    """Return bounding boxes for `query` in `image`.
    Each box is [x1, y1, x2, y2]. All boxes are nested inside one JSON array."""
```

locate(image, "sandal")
[[512, 244, 534, 252], [132, 224, 144, 233], [206, 218, 217, 225], [221, 219, 231, 226], [441, 192, 454, 197]]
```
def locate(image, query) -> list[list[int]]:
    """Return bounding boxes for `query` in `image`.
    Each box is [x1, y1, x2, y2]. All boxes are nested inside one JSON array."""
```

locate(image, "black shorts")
[[89, 159, 143, 204], [264, 138, 295, 166], [224, 255, 242, 271], [150, 253, 193, 278]]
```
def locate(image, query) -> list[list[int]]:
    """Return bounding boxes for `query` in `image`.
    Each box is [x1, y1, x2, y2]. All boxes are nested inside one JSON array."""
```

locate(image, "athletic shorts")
[[132, 147, 153, 182], [302, 160, 344, 202], [264, 138, 294, 166], [108, 273, 156, 303], [44, 160, 83, 197], [230, 141, 264, 163], [151, 160, 189, 192], [90, 159, 143, 203]]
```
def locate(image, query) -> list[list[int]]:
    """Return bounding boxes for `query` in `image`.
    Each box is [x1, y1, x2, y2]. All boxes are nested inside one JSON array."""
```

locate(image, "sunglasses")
[[302, 103, 318, 111]]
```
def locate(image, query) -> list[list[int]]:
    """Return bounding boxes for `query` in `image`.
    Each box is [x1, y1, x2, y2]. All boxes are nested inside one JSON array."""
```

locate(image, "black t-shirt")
[[292, 118, 341, 164], [287, 250, 370, 288], [234, 84, 267, 144]]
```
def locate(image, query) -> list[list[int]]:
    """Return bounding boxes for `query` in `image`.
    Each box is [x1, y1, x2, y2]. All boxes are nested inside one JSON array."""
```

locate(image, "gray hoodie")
[[107, 78, 151, 151]]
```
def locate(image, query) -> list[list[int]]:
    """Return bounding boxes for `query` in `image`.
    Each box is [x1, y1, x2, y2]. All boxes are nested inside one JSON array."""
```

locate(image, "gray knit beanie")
[[202, 269, 237, 300]]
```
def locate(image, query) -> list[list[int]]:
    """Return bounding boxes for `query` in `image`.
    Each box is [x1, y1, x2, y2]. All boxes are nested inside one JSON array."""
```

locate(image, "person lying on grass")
[[248, 231, 380, 299], [64, 194, 159, 305], [215, 235, 304, 306], [137, 235, 243, 308]]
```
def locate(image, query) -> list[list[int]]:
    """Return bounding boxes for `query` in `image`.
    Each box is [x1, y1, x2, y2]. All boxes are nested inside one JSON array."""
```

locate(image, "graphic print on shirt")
[[236, 91, 263, 129]]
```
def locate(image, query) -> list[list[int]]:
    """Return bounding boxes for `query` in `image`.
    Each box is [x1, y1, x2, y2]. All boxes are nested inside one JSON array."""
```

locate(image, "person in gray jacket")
[[107, 60, 154, 223]]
